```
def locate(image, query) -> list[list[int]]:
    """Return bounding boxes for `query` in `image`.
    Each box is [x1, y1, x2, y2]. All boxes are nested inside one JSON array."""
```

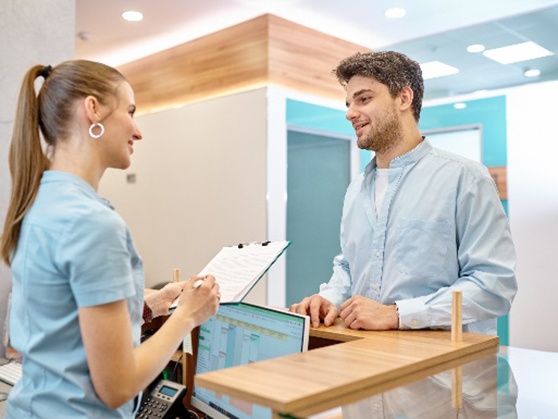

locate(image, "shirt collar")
[[364, 137, 431, 176], [41, 171, 115, 209]]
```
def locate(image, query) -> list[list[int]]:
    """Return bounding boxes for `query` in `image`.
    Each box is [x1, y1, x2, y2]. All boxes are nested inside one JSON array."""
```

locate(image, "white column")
[[507, 80, 558, 352]]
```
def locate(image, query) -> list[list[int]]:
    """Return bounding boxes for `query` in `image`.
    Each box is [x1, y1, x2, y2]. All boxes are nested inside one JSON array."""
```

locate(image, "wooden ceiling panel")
[[118, 14, 370, 114]]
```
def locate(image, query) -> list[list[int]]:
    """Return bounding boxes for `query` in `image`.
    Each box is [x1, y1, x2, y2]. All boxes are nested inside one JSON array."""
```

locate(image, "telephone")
[[135, 379, 187, 419]]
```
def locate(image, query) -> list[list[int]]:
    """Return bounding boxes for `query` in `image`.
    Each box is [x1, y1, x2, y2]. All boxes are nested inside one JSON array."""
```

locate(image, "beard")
[[357, 105, 403, 154]]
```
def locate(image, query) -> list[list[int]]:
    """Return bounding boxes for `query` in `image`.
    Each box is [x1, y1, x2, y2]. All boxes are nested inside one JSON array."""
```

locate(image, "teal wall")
[[286, 99, 352, 135], [420, 96, 507, 166], [286, 100, 352, 306], [286, 131, 350, 305], [286, 99, 371, 171], [286, 97, 510, 344]]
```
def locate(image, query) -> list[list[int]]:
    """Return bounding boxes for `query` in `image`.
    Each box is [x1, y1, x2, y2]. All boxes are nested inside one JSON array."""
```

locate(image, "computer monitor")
[[190, 302, 310, 419]]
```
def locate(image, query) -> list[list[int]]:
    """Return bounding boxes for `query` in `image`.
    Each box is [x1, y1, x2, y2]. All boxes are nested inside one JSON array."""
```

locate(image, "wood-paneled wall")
[[118, 14, 370, 115]]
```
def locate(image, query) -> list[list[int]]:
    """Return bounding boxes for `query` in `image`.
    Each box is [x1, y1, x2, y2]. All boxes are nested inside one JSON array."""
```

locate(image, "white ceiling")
[[75, 0, 558, 100]]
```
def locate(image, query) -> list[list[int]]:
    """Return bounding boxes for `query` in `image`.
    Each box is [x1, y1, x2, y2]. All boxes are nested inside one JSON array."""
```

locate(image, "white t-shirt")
[[374, 168, 390, 216]]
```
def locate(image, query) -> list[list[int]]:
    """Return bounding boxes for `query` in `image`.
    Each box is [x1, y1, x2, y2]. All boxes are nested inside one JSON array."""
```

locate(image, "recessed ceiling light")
[[524, 69, 541, 77], [466, 44, 485, 53], [122, 11, 143, 22], [420, 61, 459, 80], [483, 41, 553, 64], [454, 103, 467, 109], [384, 7, 406, 18]]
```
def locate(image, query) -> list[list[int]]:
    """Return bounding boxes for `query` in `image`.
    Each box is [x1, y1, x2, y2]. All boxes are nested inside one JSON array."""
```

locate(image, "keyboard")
[[0, 361, 22, 386]]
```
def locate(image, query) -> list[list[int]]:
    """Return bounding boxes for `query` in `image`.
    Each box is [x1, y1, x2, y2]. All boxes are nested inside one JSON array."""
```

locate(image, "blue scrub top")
[[7, 171, 145, 419]]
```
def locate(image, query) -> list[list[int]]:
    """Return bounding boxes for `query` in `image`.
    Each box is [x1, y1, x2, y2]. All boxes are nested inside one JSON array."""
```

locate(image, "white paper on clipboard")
[[171, 240, 291, 308]]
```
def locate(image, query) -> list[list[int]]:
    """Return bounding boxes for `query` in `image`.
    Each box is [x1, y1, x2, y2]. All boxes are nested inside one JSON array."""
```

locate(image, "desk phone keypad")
[[135, 379, 186, 419], [135, 396, 169, 418]]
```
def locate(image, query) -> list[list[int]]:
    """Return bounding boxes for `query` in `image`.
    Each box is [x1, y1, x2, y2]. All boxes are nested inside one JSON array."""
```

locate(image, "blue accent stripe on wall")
[[286, 99, 374, 172], [286, 99, 353, 136], [420, 96, 507, 167]]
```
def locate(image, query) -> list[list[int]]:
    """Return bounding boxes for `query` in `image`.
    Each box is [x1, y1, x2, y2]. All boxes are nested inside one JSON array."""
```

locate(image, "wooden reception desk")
[[194, 319, 498, 418]]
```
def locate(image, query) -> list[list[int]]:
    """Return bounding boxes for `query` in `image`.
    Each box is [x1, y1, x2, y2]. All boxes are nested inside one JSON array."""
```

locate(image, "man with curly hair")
[[290, 51, 517, 335]]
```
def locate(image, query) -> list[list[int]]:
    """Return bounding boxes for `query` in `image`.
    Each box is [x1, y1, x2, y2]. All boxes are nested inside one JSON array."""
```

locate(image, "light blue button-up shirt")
[[319, 139, 517, 334], [7, 171, 144, 418]]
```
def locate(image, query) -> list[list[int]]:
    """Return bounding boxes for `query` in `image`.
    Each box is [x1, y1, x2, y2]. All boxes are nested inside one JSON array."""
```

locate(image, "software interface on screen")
[[192, 303, 309, 419]]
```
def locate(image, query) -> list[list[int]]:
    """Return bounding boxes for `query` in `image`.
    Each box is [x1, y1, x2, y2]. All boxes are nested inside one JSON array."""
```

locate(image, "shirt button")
[[371, 284, 379, 291], [412, 319, 419, 327], [375, 250, 381, 257]]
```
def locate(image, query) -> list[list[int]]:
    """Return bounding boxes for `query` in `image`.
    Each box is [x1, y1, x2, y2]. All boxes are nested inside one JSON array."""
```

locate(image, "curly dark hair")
[[334, 51, 424, 122]]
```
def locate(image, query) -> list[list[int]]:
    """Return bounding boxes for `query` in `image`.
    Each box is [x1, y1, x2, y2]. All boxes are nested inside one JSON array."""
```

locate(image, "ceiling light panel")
[[482, 41, 553, 64], [122, 11, 143, 22], [385, 7, 406, 18], [467, 44, 485, 53], [420, 61, 459, 80], [524, 69, 541, 77]]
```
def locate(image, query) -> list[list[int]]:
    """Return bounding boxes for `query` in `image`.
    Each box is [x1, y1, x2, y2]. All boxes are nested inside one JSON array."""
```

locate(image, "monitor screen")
[[191, 302, 309, 419]]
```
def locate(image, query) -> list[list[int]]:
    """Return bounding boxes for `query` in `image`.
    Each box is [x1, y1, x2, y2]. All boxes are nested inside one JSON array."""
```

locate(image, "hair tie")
[[41, 65, 52, 79]]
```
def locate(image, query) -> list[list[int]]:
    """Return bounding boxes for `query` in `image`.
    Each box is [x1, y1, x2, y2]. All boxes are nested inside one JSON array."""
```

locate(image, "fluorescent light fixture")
[[420, 61, 459, 80], [122, 11, 144, 22], [453, 102, 467, 109], [483, 41, 553, 64], [467, 44, 485, 53], [385, 7, 406, 18], [524, 69, 541, 77]]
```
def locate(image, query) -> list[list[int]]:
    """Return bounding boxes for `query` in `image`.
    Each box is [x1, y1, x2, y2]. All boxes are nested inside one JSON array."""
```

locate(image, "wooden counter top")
[[194, 319, 498, 417]]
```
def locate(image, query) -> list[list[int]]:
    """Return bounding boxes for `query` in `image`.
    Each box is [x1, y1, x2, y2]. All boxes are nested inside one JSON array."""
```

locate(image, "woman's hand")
[[144, 282, 186, 318], [174, 275, 220, 328]]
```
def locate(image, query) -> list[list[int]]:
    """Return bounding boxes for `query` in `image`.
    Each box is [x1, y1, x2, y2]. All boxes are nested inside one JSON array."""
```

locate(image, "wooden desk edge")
[[195, 326, 499, 414]]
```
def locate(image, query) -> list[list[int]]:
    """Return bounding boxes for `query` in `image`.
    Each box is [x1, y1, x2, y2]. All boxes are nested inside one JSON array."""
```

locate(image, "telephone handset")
[[135, 379, 187, 419]]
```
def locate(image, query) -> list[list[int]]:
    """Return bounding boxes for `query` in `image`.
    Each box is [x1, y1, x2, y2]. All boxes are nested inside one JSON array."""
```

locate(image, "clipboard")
[[172, 240, 291, 307]]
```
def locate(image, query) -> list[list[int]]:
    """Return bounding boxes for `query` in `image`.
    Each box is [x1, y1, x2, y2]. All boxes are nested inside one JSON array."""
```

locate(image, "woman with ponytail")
[[1, 61, 220, 418]]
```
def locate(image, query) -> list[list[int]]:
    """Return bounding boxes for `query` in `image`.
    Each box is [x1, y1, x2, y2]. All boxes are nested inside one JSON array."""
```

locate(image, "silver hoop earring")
[[89, 123, 105, 139]]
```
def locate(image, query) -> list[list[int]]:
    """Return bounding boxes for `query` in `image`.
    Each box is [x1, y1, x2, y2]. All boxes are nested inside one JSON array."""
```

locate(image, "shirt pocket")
[[395, 218, 450, 278]]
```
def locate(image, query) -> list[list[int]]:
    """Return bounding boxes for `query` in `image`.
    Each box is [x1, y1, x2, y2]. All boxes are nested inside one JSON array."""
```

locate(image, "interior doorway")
[[286, 129, 352, 306]]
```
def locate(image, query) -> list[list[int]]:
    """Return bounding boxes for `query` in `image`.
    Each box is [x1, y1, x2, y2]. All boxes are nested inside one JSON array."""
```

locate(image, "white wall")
[[506, 80, 558, 352], [99, 88, 268, 304], [99, 86, 352, 308]]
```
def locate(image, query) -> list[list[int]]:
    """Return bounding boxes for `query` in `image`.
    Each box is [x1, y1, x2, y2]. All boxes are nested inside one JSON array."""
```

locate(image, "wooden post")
[[452, 366, 463, 409], [451, 290, 463, 409], [451, 290, 462, 343]]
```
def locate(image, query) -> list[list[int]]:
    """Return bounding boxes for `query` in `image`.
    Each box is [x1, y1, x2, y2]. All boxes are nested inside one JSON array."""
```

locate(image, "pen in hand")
[[193, 278, 205, 289]]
